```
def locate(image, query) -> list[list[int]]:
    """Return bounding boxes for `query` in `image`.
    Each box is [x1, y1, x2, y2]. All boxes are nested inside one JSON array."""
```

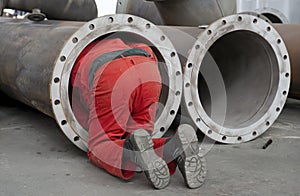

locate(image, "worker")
[[70, 37, 205, 189]]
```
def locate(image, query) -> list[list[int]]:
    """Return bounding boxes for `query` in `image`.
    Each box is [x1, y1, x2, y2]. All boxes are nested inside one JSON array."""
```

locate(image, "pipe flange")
[[51, 14, 182, 151], [255, 7, 289, 24], [184, 14, 291, 144], [26, 9, 46, 21]]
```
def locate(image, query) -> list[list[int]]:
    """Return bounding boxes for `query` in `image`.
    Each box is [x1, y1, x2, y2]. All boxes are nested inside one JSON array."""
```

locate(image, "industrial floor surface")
[[0, 98, 299, 196]]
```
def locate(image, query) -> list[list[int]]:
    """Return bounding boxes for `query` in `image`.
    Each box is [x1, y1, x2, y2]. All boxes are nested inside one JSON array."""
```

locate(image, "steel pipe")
[[152, 0, 237, 25], [116, 0, 236, 25], [159, 15, 290, 143], [237, 0, 295, 24], [273, 24, 300, 99], [238, 11, 272, 24], [0, 19, 81, 117], [255, 8, 289, 24], [0, 0, 98, 21], [116, 0, 164, 25], [0, 15, 182, 151]]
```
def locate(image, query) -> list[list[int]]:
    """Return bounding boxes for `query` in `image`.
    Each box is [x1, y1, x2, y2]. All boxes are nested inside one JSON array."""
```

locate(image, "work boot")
[[165, 124, 206, 189], [125, 129, 170, 189]]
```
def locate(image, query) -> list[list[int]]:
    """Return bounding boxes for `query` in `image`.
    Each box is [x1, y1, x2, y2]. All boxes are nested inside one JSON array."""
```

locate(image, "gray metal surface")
[[0, 15, 183, 151], [116, 0, 164, 25], [237, 0, 300, 24], [255, 7, 289, 24], [116, 0, 236, 25], [239, 11, 272, 23], [182, 15, 290, 144], [0, 18, 82, 117], [152, 0, 236, 25], [26, 8, 46, 21], [0, 0, 98, 21]]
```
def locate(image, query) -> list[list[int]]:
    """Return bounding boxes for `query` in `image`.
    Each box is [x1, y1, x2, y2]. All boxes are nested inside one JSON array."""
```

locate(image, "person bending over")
[[70, 37, 205, 189]]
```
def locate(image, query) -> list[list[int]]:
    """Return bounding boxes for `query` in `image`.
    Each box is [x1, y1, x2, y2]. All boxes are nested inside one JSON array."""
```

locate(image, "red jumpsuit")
[[70, 38, 176, 179]]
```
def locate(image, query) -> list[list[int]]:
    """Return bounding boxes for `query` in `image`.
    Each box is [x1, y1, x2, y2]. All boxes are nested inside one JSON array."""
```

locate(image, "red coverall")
[[70, 38, 176, 179]]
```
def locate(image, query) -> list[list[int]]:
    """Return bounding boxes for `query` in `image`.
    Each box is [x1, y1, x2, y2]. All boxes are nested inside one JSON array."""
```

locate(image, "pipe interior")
[[198, 30, 279, 129], [69, 32, 169, 130], [261, 13, 283, 23]]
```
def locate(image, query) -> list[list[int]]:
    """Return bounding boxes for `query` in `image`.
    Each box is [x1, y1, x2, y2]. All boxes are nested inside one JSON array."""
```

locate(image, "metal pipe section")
[[152, 0, 237, 25], [0, 19, 82, 116], [237, 0, 296, 24], [0, 0, 98, 21], [116, 0, 164, 25], [273, 24, 300, 99], [255, 8, 289, 24], [0, 15, 182, 151], [116, 0, 236, 26], [161, 15, 290, 144], [238, 11, 272, 24]]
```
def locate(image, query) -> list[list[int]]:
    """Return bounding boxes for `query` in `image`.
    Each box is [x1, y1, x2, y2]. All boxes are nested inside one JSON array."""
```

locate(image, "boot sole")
[[130, 129, 170, 189], [176, 124, 207, 189]]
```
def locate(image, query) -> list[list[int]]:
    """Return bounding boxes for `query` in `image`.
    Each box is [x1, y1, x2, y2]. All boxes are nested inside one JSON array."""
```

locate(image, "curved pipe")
[[0, 0, 98, 21], [0, 15, 182, 151], [116, 0, 164, 25], [0, 19, 82, 116], [238, 11, 272, 23], [153, 0, 236, 25], [255, 8, 289, 24], [116, 0, 236, 25]]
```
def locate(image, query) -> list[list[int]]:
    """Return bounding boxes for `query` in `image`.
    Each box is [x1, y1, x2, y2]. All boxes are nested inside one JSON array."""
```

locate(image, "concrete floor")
[[0, 98, 299, 196]]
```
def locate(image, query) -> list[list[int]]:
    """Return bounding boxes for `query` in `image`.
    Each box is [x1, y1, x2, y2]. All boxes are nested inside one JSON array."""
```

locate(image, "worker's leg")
[[88, 57, 171, 188], [163, 125, 207, 189], [124, 60, 206, 188], [70, 42, 132, 178], [88, 58, 139, 180], [123, 129, 170, 189], [124, 61, 177, 175]]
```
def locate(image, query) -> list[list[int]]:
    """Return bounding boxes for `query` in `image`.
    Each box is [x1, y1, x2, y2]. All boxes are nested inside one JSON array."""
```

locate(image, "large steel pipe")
[[237, 0, 295, 24], [0, 19, 81, 116], [238, 11, 272, 24], [0, 0, 98, 21], [255, 8, 289, 24], [160, 15, 290, 143], [116, 0, 164, 25], [0, 15, 182, 151], [116, 0, 236, 26], [152, 0, 237, 25], [273, 24, 300, 99]]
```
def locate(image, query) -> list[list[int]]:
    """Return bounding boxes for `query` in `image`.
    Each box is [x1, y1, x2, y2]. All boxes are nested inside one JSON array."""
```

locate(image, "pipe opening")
[[261, 13, 283, 23], [198, 30, 279, 129], [68, 32, 170, 131]]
